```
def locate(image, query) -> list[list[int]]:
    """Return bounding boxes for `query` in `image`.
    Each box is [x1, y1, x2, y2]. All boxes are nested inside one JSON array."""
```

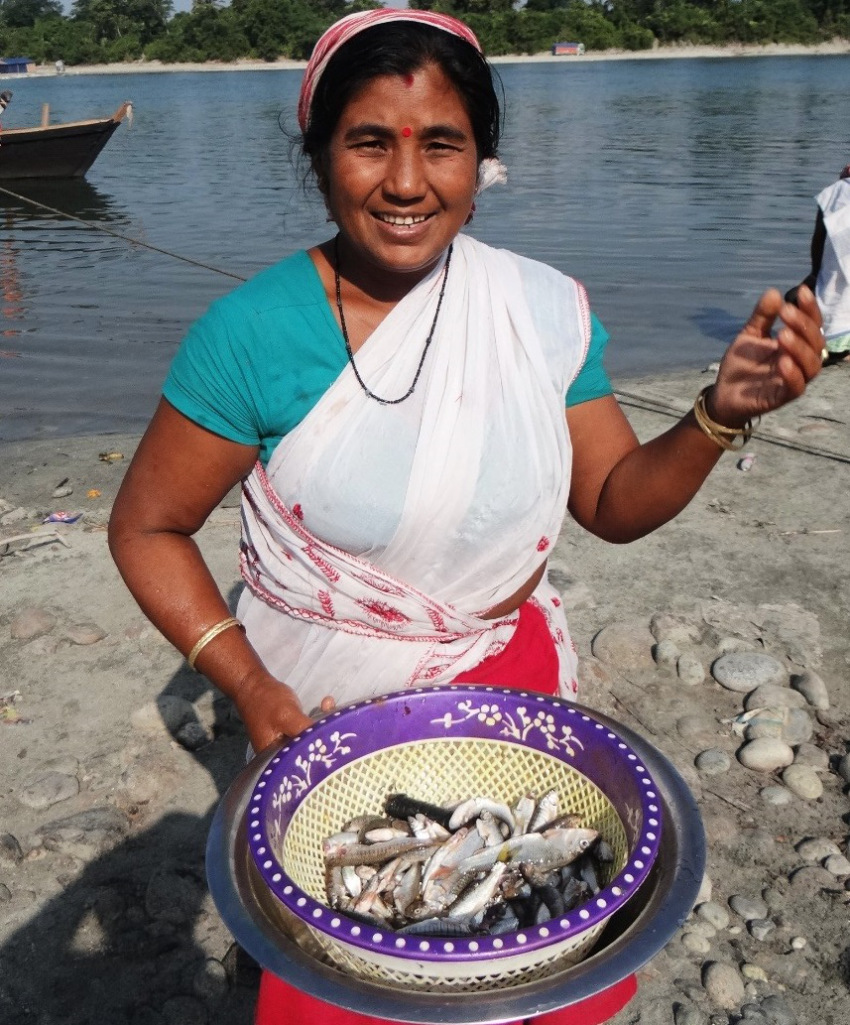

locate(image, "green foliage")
[[0, 0, 61, 29], [2, 0, 846, 67]]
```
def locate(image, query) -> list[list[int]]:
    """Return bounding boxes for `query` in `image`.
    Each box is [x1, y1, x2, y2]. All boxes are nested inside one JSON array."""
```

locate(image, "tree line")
[[0, 0, 847, 68]]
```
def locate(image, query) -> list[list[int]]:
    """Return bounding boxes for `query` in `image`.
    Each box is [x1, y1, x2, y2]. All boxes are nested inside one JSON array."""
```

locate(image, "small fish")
[[447, 863, 507, 919], [528, 789, 559, 832], [449, 797, 515, 833], [326, 836, 438, 867]]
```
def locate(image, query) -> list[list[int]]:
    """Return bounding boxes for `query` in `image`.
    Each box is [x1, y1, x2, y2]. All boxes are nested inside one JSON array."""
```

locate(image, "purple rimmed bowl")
[[246, 685, 662, 992]]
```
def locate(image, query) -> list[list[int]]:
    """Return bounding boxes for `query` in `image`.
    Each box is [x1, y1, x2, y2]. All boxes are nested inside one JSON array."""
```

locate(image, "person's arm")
[[108, 398, 314, 751], [567, 286, 823, 543]]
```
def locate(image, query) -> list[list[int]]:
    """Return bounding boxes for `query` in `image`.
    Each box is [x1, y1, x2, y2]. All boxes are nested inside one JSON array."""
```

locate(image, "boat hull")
[[0, 115, 124, 180]]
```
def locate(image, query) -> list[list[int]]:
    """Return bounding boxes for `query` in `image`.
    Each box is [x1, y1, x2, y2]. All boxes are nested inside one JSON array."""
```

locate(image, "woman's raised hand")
[[236, 673, 338, 754], [708, 285, 823, 427]]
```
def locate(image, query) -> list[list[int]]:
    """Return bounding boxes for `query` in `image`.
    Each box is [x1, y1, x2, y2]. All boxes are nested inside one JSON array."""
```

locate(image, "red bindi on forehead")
[[401, 126, 412, 138], [403, 73, 414, 87]]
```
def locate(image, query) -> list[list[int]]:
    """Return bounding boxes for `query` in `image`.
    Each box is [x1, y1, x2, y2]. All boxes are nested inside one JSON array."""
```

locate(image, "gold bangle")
[[187, 616, 241, 671], [693, 386, 756, 452]]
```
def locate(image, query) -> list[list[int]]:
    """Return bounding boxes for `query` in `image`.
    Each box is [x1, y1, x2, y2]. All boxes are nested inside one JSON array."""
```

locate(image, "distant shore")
[[10, 39, 849, 78]]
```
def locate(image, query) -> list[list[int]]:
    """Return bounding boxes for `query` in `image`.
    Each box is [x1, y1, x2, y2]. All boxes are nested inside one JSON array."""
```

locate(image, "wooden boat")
[[0, 101, 132, 181]]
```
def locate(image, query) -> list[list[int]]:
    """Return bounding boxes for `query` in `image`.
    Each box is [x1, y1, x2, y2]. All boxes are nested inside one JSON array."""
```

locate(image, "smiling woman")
[[106, 8, 825, 1025]]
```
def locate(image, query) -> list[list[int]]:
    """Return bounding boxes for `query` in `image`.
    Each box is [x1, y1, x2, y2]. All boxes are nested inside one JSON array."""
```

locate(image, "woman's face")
[[321, 63, 479, 285]]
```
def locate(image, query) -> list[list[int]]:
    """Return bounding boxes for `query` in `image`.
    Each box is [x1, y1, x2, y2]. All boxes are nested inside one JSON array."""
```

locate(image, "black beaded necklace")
[[333, 235, 453, 406]]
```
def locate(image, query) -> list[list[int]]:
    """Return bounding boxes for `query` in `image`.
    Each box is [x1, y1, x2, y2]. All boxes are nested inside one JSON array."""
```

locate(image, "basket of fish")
[[246, 685, 662, 992]]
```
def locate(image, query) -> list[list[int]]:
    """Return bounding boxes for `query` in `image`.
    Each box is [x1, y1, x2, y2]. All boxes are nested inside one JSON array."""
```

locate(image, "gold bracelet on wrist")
[[187, 616, 242, 671], [693, 386, 756, 452]]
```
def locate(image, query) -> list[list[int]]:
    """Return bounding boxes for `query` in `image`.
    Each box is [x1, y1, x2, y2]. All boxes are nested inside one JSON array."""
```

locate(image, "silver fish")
[[449, 797, 515, 833], [528, 789, 559, 832], [447, 863, 507, 919]]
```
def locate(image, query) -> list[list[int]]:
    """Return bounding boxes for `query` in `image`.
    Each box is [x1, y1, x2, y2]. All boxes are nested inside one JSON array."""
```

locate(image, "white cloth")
[[816, 177, 850, 351], [237, 234, 589, 712]]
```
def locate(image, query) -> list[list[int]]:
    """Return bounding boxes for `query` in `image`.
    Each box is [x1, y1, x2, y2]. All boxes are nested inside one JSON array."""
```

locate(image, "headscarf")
[[297, 9, 483, 134]]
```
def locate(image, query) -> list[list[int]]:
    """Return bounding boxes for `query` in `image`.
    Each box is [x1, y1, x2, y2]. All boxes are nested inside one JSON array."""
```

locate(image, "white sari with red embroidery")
[[237, 234, 589, 712]]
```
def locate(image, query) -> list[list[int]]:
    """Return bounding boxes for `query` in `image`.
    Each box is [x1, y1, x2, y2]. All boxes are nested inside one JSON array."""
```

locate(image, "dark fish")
[[384, 792, 454, 830]]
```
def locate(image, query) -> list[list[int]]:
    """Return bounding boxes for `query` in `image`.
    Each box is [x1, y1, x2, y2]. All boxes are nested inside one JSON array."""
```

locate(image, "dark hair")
[[302, 22, 502, 175]]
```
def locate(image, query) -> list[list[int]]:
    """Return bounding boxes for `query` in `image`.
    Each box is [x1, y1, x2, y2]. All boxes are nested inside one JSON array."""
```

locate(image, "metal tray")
[[206, 703, 705, 1024]]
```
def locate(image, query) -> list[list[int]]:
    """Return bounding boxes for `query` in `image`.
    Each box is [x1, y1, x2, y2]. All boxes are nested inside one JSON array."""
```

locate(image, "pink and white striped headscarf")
[[297, 9, 482, 133]]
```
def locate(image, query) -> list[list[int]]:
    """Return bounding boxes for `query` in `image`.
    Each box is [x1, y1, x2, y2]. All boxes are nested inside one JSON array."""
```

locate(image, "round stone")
[[681, 931, 711, 955], [678, 654, 706, 686], [760, 785, 793, 806], [791, 742, 829, 770], [590, 620, 656, 671], [790, 936, 807, 950], [790, 669, 829, 709], [836, 752, 850, 784], [748, 918, 775, 941], [744, 685, 807, 711], [823, 853, 850, 877], [18, 771, 79, 810], [729, 894, 768, 921], [711, 652, 787, 693], [737, 738, 795, 772], [0, 833, 24, 865], [695, 749, 731, 775], [653, 639, 679, 667], [782, 708, 814, 746], [741, 963, 768, 982], [795, 837, 841, 862], [702, 960, 745, 1009], [759, 994, 798, 1025], [696, 900, 730, 931], [781, 764, 823, 800]]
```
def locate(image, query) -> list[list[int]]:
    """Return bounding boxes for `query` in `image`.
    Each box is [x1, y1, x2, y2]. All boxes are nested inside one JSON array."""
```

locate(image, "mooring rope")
[[3, 183, 848, 466], [0, 183, 247, 282]]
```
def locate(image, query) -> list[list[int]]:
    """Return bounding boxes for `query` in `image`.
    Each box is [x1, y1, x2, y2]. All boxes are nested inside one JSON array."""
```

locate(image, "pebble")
[[711, 652, 787, 692], [18, 771, 80, 810], [695, 874, 713, 905], [678, 653, 706, 685], [794, 837, 841, 862], [695, 749, 731, 775], [759, 994, 798, 1025], [760, 785, 793, 806], [748, 918, 775, 941], [789, 936, 807, 950], [781, 708, 814, 746], [0, 833, 24, 865], [716, 635, 754, 655], [781, 764, 823, 800], [702, 960, 745, 1009], [175, 721, 212, 751], [836, 752, 850, 784], [653, 638, 679, 667], [823, 853, 850, 877], [682, 931, 712, 955], [52, 484, 73, 498], [787, 864, 841, 892], [737, 738, 795, 772], [687, 918, 718, 939], [791, 742, 829, 770], [10, 607, 56, 641], [741, 963, 768, 982], [0, 883, 11, 902], [590, 620, 656, 671], [744, 709, 787, 741], [740, 1009, 769, 1024], [674, 1005, 707, 1025], [730, 894, 769, 921], [65, 622, 108, 646], [744, 685, 807, 711], [650, 612, 702, 646], [789, 669, 829, 709], [697, 901, 730, 930]]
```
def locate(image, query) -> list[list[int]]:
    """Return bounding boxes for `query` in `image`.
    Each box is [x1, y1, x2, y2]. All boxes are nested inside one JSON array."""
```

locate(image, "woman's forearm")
[[586, 409, 725, 544]]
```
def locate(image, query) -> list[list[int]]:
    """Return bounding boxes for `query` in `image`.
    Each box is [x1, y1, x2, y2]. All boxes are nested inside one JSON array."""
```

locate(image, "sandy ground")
[[8, 39, 848, 80], [1, 362, 849, 1024]]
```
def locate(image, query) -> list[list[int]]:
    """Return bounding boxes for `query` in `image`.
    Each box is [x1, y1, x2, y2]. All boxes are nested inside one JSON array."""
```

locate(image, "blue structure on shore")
[[0, 57, 35, 74]]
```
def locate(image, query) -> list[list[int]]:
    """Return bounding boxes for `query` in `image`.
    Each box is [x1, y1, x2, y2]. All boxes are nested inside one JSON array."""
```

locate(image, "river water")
[[1, 55, 848, 441]]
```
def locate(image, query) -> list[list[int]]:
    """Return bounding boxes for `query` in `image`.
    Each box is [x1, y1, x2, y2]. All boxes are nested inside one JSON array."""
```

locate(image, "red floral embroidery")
[[292, 503, 304, 520], [551, 596, 561, 607], [555, 628, 565, 644], [570, 677, 578, 694], [352, 572, 407, 597], [304, 545, 341, 583], [355, 599, 410, 625], [419, 663, 452, 681], [536, 536, 550, 552], [318, 590, 335, 618], [427, 608, 448, 633]]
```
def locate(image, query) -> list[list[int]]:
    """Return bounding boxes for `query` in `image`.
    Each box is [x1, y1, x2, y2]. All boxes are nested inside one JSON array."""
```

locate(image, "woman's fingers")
[[743, 288, 783, 338]]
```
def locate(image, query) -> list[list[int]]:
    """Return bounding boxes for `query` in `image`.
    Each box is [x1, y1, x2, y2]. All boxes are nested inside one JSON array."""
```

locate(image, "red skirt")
[[255, 600, 638, 1025]]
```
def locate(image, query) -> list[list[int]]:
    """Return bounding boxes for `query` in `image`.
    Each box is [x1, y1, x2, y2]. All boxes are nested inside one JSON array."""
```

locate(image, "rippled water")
[[1, 55, 848, 440]]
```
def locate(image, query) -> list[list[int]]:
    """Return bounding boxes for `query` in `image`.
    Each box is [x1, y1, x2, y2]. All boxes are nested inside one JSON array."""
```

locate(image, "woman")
[[108, 10, 823, 1025]]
